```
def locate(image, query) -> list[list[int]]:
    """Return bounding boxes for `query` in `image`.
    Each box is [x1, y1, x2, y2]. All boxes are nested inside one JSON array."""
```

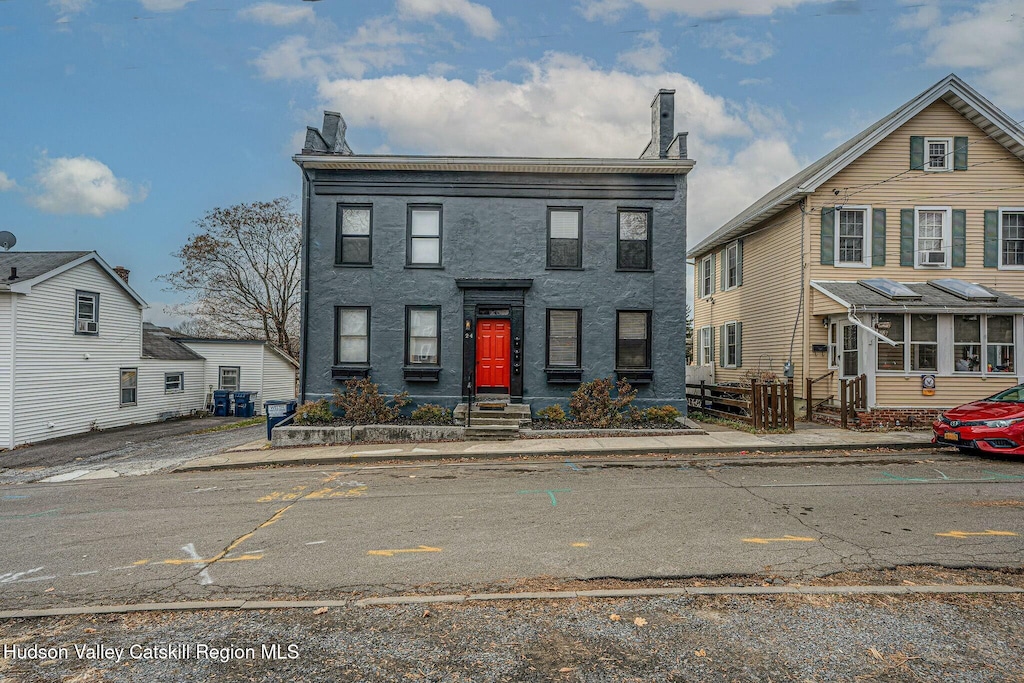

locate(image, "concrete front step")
[[464, 425, 519, 441]]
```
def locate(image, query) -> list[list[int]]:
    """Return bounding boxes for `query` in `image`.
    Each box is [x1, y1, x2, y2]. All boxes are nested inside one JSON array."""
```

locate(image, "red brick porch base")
[[853, 408, 944, 430]]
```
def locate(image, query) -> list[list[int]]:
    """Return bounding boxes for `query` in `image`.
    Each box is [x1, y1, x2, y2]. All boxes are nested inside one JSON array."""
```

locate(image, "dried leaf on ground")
[[313, 607, 328, 615], [633, 617, 647, 627], [695, 649, 707, 657], [868, 647, 883, 660], [609, 614, 621, 622]]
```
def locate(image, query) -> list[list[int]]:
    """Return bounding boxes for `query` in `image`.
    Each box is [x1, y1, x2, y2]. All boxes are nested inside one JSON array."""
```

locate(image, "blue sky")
[[1, 0, 1021, 324]]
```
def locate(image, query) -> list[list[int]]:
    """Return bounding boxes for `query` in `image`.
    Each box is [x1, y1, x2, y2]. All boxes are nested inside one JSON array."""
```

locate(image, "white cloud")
[[701, 28, 774, 64], [738, 77, 772, 86], [0, 172, 15, 192], [578, 0, 825, 21], [49, 0, 88, 29], [617, 31, 671, 72], [138, 0, 196, 11], [253, 31, 409, 81], [396, 0, 500, 39], [30, 156, 147, 217], [238, 2, 314, 26], [316, 52, 802, 242], [903, 0, 1024, 109]]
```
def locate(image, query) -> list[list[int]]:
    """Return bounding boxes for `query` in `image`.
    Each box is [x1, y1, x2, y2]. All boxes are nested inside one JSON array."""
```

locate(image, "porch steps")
[[454, 401, 532, 440], [464, 425, 520, 441]]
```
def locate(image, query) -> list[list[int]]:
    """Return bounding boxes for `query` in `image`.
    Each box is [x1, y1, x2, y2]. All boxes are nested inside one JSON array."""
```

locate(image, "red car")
[[933, 384, 1024, 455]]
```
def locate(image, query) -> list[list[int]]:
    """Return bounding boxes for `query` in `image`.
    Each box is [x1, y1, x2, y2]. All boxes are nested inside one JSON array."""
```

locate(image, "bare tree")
[[162, 197, 302, 356]]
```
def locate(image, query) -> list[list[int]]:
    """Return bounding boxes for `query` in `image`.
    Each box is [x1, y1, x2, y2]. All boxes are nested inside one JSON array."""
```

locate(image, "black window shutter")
[[872, 208, 886, 266], [709, 326, 715, 363], [710, 252, 716, 294], [900, 209, 915, 266], [735, 322, 742, 367], [736, 239, 744, 287], [952, 209, 967, 267], [719, 324, 726, 366], [820, 207, 835, 265], [910, 136, 925, 170], [984, 210, 999, 267], [953, 136, 968, 170], [720, 249, 727, 291]]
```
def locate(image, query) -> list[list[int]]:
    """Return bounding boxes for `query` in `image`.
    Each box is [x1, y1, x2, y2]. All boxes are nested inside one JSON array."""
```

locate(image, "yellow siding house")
[[689, 74, 1024, 427]]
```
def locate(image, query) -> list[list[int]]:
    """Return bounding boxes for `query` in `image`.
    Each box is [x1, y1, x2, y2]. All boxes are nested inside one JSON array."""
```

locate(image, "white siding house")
[[178, 339, 299, 411], [0, 251, 297, 449]]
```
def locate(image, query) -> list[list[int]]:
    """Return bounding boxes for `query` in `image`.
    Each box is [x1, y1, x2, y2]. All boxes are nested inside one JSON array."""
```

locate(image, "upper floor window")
[[925, 137, 952, 171], [617, 209, 651, 271], [336, 205, 372, 266], [699, 255, 713, 298], [915, 207, 951, 269], [407, 206, 442, 267], [547, 208, 582, 269], [406, 306, 440, 366], [76, 291, 99, 335], [616, 310, 651, 369], [336, 307, 370, 365], [723, 242, 737, 289], [547, 309, 581, 368], [835, 207, 871, 267], [1000, 209, 1024, 269]]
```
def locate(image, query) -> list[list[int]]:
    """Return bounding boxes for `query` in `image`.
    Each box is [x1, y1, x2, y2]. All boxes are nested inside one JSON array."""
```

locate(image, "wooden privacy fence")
[[686, 379, 795, 431]]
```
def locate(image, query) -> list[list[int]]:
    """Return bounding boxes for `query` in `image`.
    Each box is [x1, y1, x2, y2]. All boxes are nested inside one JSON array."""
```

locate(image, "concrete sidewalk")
[[176, 422, 938, 472]]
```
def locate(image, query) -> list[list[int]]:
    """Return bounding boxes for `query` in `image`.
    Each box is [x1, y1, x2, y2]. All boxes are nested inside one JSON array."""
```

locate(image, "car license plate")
[[943, 432, 960, 442]]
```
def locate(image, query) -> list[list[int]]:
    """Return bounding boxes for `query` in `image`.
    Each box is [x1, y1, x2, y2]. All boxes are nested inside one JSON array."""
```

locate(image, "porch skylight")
[[928, 278, 998, 301], [858, 278, 921, 301]]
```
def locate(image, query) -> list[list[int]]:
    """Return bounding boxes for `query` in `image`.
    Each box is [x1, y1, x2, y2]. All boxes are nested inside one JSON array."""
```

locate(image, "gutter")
[[292, 154, 695, 174], [299, 167, 313, 404]]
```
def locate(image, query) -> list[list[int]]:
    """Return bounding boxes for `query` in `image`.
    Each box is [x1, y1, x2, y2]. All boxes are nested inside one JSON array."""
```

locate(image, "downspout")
[[9, 295, 16, 449], [848, 306, 898, 346], [299, 166, 313, 403], [786, 200, 807, 376]]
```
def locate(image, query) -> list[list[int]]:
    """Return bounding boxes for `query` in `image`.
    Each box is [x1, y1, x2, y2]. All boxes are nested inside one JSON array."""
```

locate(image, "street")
[[1, 452, 1022, 610]]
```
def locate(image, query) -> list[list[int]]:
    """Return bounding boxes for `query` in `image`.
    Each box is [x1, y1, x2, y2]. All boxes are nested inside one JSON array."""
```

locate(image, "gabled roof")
[[688, 74, 1024, 258], [175, 336, 299, 368], [0, 250, 147, 307], [142, 323, 205, 361]]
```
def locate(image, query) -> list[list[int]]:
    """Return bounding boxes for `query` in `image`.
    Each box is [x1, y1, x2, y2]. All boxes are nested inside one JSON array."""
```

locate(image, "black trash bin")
[[265, 399, 298, 440], [213, 390, 231, 417]]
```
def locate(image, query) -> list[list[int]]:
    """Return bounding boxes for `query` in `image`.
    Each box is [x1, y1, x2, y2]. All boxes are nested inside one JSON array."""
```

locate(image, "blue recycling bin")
[[213, 390, 231, 417], [265, 399, 298, 440], [233, 391, 255, 418]]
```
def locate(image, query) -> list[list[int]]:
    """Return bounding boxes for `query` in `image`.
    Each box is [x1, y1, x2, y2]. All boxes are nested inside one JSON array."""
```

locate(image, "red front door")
[[475, 319, 511, 392]]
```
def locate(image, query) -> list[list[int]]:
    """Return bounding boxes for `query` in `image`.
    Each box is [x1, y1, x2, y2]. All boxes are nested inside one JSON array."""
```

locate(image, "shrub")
[[411, 403, 453, 423], [293, 399, 334, 425], [536, 404, 567, 423], [642, 405, 681, 424], [569, 377, 637, 427], [331, 378, 410, 424]]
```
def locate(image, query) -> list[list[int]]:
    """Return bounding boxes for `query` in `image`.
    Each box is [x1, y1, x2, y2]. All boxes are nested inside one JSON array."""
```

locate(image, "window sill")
[[332, 365, 370, 380], [616, 369, 653, 384], [119, 403, 137, 408], [545, 368, 582, 383], [74, 332, 99, 337], [546, 266, 584, 271], [616, 268, 653, 273], [403, 366, 441, 382], [334, 263, 373, 268], [164, 390, 184, 395], [833, 262, 870, 268], [405, 264, 444, 270]]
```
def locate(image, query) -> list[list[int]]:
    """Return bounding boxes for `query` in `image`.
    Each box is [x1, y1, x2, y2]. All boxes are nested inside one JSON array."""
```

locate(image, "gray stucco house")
[[294, 90, 693, 415]]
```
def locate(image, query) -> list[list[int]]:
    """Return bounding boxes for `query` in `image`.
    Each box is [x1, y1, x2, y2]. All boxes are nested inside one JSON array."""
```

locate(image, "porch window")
[[119, 368, 137, 406], [841, 324, 858, 377], [406, 306, 440, 365], [547, 209, 582, 269], [953, 315, 982, 372], [827, 321, 839, 369], [910, 314, 937, 372], [617, 209, 651, 270], [616, 311, 651, 369], [876, 313, 905, 371], [407, 206, 442, 267], [336, 307, 369, 365], [336, 205, 372, 265], [698, 325, 712, 366], [1000, 210, 1024, 268], [986, 315, 1014, 373]]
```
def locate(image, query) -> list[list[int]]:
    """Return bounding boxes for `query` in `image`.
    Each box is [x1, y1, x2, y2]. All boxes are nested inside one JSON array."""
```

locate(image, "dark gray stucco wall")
[[300, 168, 688, 413]]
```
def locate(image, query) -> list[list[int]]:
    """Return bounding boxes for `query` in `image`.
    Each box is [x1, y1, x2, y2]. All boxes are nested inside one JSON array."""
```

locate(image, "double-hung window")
[[698, 326, 712, 366], [336, 205, 372, 266], [617, 209, 651, 270], [616, 311, 651, 369], [724, 321, 739, 368], [547, 208, 582, 269], [999, 209, 1024, 269], [406, 306, 440, 366], [953, 315, 982, 373], [876, 314, 905, 372], [407, 206, 442, 267], [835, 207, 870, 266], [336, 307, 370, 365], [546, 309, 581, 369], [164, 372, 184, 393], [76, 291, 99, 335], [724, 241, 739, 289], [924, 137, 952, 171], [910, 314, 937, 371], [219, 366, 240, 392], [699, 255, 713, 298], [120, 368, 137, 406], [986, 315, 1014, 373], [915, 207, 951, 268]]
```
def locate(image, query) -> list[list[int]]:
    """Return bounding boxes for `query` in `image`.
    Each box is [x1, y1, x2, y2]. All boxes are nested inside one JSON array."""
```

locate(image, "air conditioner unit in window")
[[919, 251, 946, 266], [77, 319, 97, 334]]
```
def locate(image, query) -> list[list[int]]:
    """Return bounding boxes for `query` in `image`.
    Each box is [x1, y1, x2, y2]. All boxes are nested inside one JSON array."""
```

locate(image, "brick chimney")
[[113, 266, 130, 284]]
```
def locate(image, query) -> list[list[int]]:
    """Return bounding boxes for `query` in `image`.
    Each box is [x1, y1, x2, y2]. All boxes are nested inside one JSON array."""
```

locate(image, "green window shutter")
[[953, 136, 968, 170], [710, 326, 715, 363], [736, 239, 744, 287], [719, 325, 726, 366], [951, 209, 967, 267], [735, 322, 742, 367], [910, 136, 925, 170], [872, 208, 886, 266], [820, 207, 835, 265], [984, 210, 999, 268], [720, 249, 727, 291], [900, 209, 915, 266], [710, 252, 716, 293]]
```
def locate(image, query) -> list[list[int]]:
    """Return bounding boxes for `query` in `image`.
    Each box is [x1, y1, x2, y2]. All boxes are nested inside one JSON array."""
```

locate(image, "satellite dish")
[[0, 231, 15, 251]]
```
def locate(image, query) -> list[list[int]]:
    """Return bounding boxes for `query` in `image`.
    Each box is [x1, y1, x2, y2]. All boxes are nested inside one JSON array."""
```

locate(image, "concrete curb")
[[175, 441, 938, 473], [1, 585, 1019, 619]]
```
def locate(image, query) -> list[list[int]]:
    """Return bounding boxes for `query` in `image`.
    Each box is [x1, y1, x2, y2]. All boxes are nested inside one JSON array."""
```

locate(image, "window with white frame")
[[827, 321, 839, 369], [925, 138, 952, 171], [699, 255, 713, 298], [698, 326, 712, 366], [724, 241, 739, 289], [406, 306, 440, 366], [915, 207, 951, 268], [407, 207, 442, 266], [999, 209, 1024, 269], [953, 315, 982, 373], [120, 368, 137, 406], [835, 207, 870, 266], [724, 321, 739, 368], [75, 291, 99, 335], [841, 324, 859, 377], [986, 315, 1015, 373], [219, 366, 240, 392], [547, 309, 581, 368], [336, 307, 369, 365], [910, 314, 937, 371], [876, 313, 905, 372], [164, 372, 184, 393]]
